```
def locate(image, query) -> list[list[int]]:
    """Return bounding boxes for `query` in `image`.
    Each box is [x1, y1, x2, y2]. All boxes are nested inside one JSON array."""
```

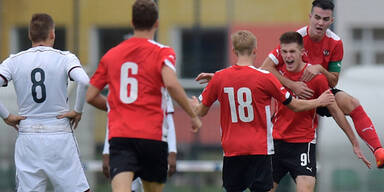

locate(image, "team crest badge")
[[323, 50, 330, 56]]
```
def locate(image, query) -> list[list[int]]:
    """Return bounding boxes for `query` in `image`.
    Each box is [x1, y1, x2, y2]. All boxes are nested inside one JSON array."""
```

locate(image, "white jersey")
[[0, 46, 82, 128]]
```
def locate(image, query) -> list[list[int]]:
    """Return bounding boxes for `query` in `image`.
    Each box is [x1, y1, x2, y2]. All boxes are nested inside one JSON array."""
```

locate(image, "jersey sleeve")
[[329, 40, 344, 72], [201, 73, 220, 107], [0, 58, 13, 87], [66, 54, 83, 80], [90, 58, 108, 90], [268, 45, 284, 68], [160, 47, 176, 72], [263, 73, 292, 105]]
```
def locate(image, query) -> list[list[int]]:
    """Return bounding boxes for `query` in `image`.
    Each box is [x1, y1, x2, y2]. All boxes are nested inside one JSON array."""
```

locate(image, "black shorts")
[[222, 155, 273, 192], [272, 140, 316, 183], [316, 88, 342, 117], [109, 137, 168, 183]]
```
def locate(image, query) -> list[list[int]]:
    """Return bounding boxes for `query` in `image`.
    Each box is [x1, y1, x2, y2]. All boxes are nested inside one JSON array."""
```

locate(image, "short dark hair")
[[29, 13, 55, 43], [279, 32, 303, 47], [132, 0, 158, 30], [312, 0, 334, 12]]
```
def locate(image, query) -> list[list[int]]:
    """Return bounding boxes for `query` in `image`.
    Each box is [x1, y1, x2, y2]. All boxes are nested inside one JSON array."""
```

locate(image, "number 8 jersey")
[[90, 37, 176, 142], [201, 65, 291, 156], [0, 46, 82, 126]]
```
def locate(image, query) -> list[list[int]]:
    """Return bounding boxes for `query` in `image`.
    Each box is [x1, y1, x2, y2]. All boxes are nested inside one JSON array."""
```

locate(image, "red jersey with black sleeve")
[[200, 65, 292, 156], [272, 63, 329, 143], [90, 37, 176, 141], [268, 26, 344, 73]]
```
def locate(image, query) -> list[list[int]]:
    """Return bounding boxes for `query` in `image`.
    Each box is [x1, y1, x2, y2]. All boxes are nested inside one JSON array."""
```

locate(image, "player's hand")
[[301, 64, 322, 82], [168, 152, 177, 177], [57, 110, 82, 129], [317, 89, 335, 107], [195, 73, 214, 84], [102, 154, 110, 178], [191, 116, 202, 133], [3, 114, 26, 130], [189, 96, 200, 112], [353, 144, 371, 168], [290, 81, 314, 99]]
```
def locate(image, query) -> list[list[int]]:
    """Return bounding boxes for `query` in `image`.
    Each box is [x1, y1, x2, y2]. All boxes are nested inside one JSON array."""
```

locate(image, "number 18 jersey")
[[0, 46, 82, 127], [200, 65, 291, 156], [90, 37, 176, 142]]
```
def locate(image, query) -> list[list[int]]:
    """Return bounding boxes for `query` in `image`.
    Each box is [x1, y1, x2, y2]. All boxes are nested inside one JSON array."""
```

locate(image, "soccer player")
[[261, 0, 384, 169], [86, 0, 201, 192], [192, 30, 335, 192], [101, 91, 178, 192], [0, 13, 90, 192], [197, 0, 384, 169], [270, 32, 370, 192]]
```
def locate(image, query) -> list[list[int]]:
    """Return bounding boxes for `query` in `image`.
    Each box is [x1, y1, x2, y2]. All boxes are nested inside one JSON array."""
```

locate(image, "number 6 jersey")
[[90, 37, 176, 142], [0, 46, 83, 127], [201, 65, 291, 156]]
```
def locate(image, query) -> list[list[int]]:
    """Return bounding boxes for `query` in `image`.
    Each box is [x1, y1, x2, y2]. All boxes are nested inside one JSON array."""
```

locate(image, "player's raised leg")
[[335, 91, 384, 168]]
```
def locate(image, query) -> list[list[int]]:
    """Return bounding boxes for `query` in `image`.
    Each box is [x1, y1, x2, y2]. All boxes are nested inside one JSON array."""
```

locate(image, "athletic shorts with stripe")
[[272, 140, 316, 183]]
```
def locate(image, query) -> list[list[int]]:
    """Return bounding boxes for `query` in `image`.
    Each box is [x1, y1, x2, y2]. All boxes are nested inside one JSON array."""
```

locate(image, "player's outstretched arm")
[[86, 85, 107, 111], [161, 66, 201, 132], [190, 96, 210, 117], [327, 102, 372, 168], [195, 73, 214, 84], [261, 57, 314, 99], [287, 89, 335, 112]]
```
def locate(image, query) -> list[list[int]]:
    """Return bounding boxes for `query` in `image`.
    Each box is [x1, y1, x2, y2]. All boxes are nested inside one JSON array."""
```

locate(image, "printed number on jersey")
[[224, 87, 254, 123], [120, 62, 138, 104], [31, 68, 46, 103]]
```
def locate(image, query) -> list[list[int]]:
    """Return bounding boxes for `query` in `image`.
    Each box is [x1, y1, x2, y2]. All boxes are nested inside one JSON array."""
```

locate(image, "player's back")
[[100, 37, 176, 141], [205, 65, 287, 156], [0, 46, 79, 127]]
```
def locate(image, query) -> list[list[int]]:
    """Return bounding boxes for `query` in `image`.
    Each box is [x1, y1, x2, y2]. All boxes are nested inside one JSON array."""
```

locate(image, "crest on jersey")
[[323, 50, 330, 56]]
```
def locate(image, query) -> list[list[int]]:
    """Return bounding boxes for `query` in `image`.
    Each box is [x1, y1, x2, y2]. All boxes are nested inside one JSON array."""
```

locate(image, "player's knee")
[[349, 97, 361, 109], [336, 93, 360, 113]]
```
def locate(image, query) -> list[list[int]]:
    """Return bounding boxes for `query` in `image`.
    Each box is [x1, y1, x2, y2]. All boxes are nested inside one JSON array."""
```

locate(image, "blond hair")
[[231, 30, 257, 56]]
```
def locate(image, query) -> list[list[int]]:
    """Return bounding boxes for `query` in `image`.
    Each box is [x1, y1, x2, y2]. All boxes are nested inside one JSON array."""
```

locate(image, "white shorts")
[[15, 132, 89, 192]]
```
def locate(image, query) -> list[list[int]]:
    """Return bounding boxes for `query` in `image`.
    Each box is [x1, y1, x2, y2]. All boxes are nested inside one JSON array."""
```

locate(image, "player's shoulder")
[[296, 26, 308, 37], [148, 40, 175, 54], [248, 66, 270, 74], [11, 47, 75, 59], [325, 29, 341, 41], [148, 39, 170, 49]]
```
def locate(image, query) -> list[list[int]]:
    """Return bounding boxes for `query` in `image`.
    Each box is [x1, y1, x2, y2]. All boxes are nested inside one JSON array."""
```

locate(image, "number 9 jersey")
[[90, 37, 176, 142], [0, 46, 83, 127]]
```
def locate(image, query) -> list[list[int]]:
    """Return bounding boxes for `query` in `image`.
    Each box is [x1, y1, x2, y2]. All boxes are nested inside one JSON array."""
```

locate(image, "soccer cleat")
[[374, 147, 384, 168]]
